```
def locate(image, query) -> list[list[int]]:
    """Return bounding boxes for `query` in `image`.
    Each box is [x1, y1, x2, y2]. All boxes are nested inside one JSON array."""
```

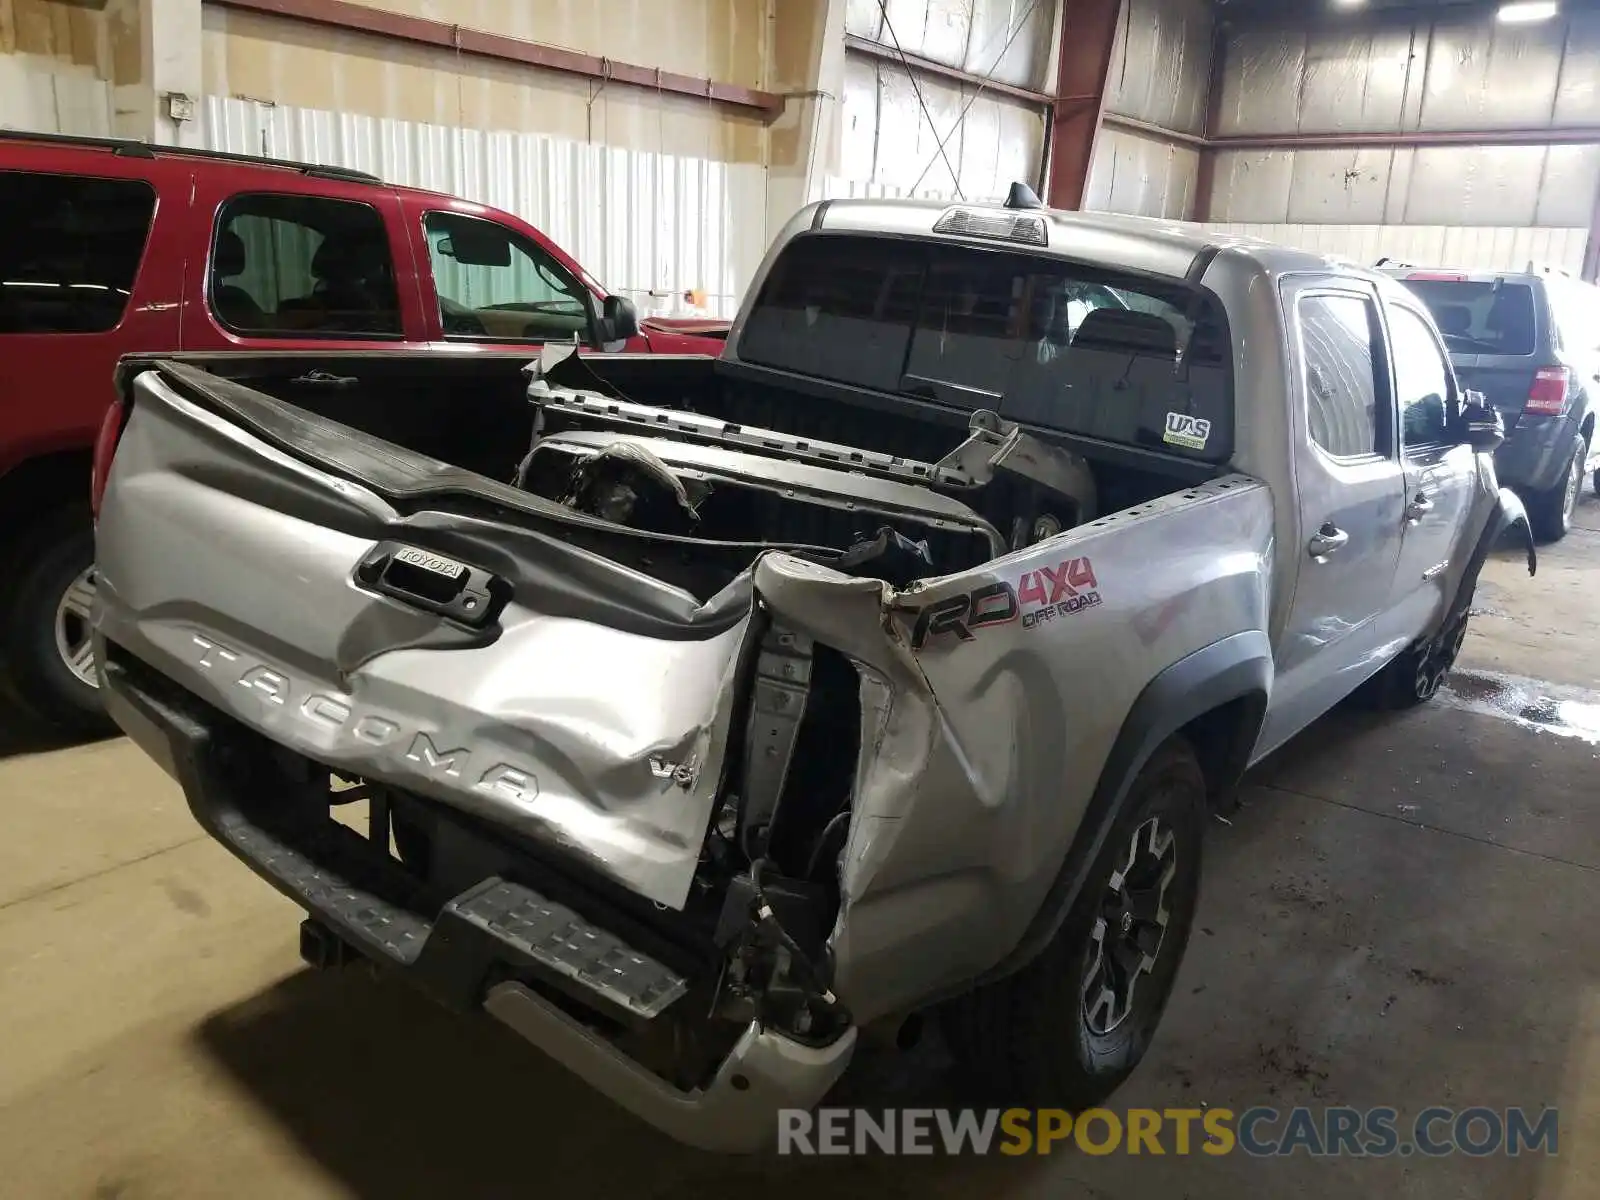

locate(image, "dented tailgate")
[[95, 367, 754, 910]]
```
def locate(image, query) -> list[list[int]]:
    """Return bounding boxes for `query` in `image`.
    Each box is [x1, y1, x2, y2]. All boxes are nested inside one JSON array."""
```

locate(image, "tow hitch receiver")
[[300, 918, 360, 969]]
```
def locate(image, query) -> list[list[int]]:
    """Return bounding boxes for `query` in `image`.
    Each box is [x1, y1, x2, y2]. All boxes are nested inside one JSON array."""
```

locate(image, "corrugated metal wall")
[[1204, 8, 1600, 269], [834, 0, 1053, 201], [1083, 0, 1211, 219], [204, 96, 768, 319]]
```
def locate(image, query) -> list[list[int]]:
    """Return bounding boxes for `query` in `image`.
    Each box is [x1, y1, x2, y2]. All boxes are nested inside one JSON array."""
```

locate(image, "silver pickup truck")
[[91, 192, 1534, 1152]]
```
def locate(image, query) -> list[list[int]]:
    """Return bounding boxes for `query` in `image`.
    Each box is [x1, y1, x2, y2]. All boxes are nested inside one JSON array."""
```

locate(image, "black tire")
[[0, 505, 112, 736], [1527, 433, 1586, 543], [1365, 606, 1471, 711], [942, 737, 1206, 1110]]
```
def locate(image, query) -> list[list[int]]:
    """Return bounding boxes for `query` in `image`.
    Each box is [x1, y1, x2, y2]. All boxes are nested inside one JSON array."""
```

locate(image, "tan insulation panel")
[[1, 0, 142, 84], [201, 2, 768, 163]]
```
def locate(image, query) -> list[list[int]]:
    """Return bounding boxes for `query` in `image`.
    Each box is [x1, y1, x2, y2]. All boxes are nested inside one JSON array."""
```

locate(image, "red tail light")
[[90, 398, 129, 519], [1526, 366, 1573, 416]]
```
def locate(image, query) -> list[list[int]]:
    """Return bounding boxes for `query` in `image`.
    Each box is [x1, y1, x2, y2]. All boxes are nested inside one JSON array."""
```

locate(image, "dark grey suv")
[[1384, 265, 1600, 542]]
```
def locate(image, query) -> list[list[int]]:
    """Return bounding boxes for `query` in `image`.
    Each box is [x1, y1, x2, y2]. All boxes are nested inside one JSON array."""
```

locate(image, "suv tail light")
[[90, 398, 129, 519], [1526, 366, 1573, 416]]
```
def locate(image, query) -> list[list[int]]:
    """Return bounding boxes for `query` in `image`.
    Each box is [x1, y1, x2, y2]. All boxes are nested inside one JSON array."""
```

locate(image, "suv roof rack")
[[0, 128, 384, 185]]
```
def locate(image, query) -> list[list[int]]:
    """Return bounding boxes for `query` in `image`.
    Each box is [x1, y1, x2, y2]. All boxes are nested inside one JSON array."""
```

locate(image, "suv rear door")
[[0, 152, 184, 478], [1397, 274, 1544, 428], [182, 173, 426, 350]]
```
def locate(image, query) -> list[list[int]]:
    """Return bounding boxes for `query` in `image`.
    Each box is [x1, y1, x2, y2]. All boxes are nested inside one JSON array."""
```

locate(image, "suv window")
[[1299, 293, 1385, 459], [1401, 278, 1537, 357], [210, 194, 401, 337], [1388, 305, 1454, 448], [424, 212, 593, 344], [738, 234, 1234, 460], [0, 171, 156, 334], [1545, 276, 1600, 353]]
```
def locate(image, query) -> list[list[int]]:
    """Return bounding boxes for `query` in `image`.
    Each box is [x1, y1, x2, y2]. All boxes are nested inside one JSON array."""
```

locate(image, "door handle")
[[1406, 493, 1434, 523], [1308, 522, 1349, 561]]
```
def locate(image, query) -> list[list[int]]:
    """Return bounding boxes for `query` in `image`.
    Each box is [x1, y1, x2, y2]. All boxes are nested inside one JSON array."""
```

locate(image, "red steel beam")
[[1191, 19, 1228, 222], [842, 34, 1052, 109], [206, 0, 787, 120], [1046, 0, 1125, 210], [1211, 127, 1600, 150]]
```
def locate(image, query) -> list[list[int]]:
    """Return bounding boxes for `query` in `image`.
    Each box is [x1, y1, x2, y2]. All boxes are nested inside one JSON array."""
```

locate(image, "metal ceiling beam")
[[1047, 0, 1125, 210], [1211, 126, 1600, 149], [205, 0, 788, 120], [843, 34, 1052, 109]]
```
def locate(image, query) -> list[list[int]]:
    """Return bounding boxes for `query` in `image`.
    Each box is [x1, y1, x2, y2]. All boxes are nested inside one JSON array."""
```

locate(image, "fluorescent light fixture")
[[1497, 2, 1559, 23]]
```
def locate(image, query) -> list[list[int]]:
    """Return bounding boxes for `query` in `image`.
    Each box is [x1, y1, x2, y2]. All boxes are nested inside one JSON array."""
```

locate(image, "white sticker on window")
[[1163, 412, 1211, 451]]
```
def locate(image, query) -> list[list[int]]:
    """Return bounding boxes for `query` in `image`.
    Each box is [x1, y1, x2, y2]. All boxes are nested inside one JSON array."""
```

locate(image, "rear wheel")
[[1527, 434, 1585, 543], [0, 506, 112, 736], [942, 738, 1205, 1109]]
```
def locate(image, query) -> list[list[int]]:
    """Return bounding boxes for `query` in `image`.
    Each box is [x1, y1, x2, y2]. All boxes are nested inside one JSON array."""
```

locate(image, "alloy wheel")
[[1564, 450, 1583, 526], [1082, 816, 1178, 1036], [54, 566, 99, 688]]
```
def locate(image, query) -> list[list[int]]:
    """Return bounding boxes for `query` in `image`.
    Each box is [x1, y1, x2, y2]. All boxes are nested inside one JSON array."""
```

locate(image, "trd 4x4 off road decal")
[[908, 557, 1101, 650]]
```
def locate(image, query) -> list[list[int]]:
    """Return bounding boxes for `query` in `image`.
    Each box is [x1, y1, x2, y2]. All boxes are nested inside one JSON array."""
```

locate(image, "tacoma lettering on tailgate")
[[188, 634, 540, 805]]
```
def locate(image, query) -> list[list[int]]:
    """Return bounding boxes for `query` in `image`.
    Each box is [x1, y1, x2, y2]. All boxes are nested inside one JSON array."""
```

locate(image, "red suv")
[[0, 130, 729, 733]]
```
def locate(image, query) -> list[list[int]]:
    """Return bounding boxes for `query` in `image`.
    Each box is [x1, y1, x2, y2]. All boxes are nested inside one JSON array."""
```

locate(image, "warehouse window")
[[0, 171, 156, 334], [1299, 293, 1385, 459], [210, 194, 401, 337], [424, 212, 594, 344]]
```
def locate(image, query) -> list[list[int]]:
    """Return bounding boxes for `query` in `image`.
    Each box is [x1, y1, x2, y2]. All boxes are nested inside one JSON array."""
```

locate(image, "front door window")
[[424, 212, 594, 344]]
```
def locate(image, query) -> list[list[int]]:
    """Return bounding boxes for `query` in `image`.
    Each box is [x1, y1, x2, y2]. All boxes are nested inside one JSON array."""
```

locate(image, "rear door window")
[[1401, 279, 1537, 357], [0, 171, 156, 334], [1298, 293, 1387, 459], [738, 234, 1233, 460], [423, 211, 595, 344], [210, 194, 402, 337]]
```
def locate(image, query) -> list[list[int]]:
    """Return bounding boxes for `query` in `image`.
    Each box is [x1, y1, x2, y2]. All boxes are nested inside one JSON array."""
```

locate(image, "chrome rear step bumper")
[[97, 636, 855, 1153]]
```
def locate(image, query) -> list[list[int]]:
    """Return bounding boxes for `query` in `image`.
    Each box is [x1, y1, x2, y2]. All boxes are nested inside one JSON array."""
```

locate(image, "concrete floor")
[[3, 509, 1600, 1199]]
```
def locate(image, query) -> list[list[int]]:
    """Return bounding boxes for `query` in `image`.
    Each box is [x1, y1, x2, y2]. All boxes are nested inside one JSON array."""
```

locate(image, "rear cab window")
[[208, 194, 402, 338], [1400, 277, 1538, 358], [0, 171, 157, 334], [736, 233, 1234, 463]]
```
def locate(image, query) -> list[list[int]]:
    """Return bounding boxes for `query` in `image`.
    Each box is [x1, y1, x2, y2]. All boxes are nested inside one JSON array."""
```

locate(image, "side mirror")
[[602, 294, 639, 343], [1454, 391, 1505, 453]]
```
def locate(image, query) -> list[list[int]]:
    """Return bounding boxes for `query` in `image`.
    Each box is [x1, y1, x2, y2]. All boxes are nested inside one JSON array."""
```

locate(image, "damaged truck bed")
[[90, 196, 1530, 1151]]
